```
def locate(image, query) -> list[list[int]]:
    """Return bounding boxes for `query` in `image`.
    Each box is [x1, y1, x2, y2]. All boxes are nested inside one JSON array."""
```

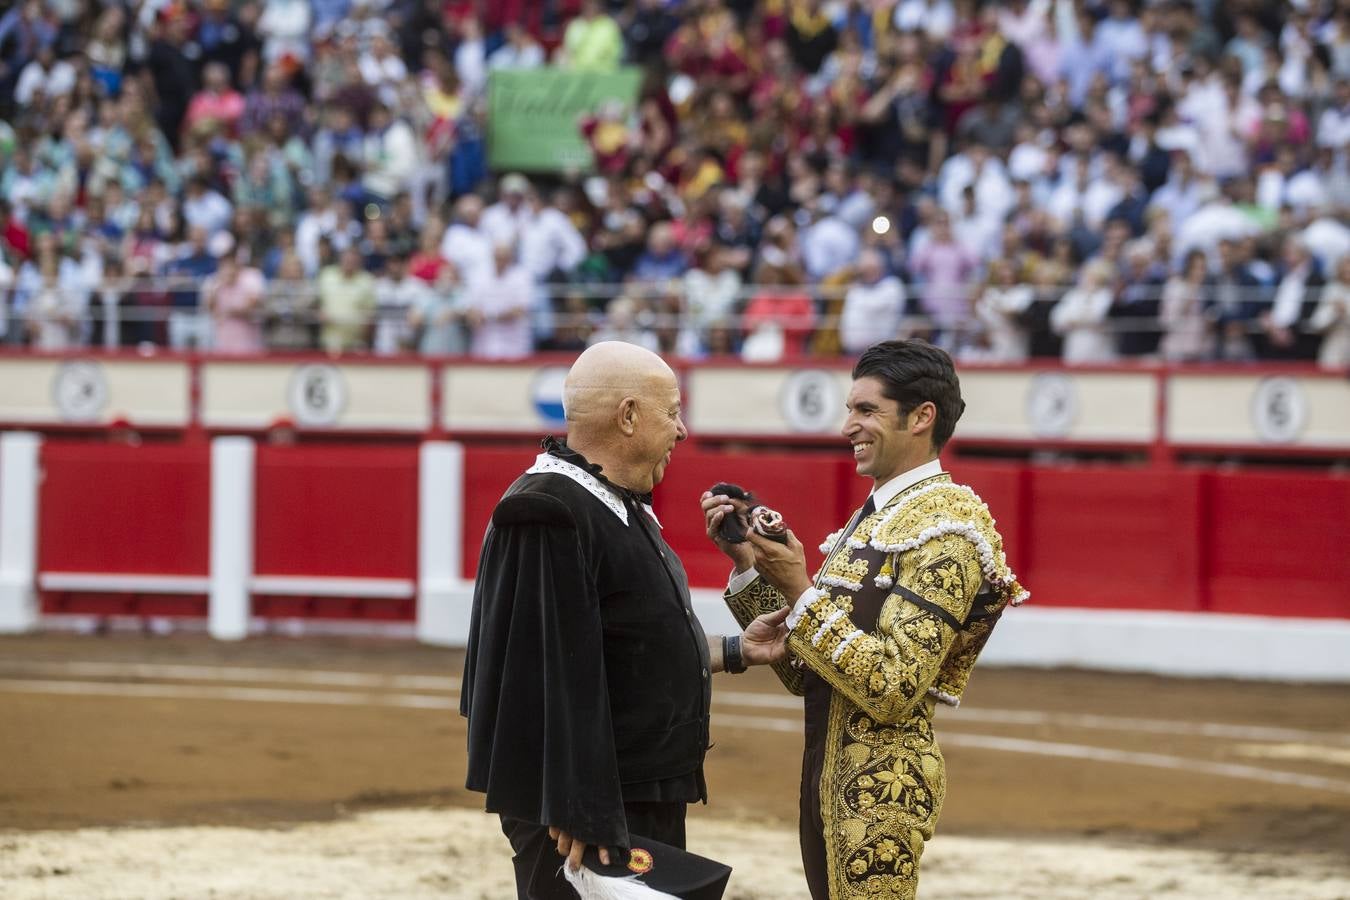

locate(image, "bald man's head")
[[563, 342, 687, 492]]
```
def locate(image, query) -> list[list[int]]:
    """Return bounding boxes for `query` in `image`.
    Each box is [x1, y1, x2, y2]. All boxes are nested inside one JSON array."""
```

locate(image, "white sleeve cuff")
[[785, 586, 826, 631], [726, 566, 760, 595]]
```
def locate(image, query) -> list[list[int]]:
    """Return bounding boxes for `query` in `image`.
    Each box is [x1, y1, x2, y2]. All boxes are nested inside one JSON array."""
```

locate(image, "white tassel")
[[562, 864, 680, 899]]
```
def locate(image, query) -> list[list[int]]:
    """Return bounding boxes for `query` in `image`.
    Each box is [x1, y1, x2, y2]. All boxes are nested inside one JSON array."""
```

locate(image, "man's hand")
[[700, 491, 755, 572], [742, 606, 791, 665], [746, 528, 812, 599], [548, 826, 610, 871]]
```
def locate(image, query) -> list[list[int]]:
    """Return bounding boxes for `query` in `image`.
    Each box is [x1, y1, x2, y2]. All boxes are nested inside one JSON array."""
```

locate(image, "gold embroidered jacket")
[[725, 475, 1026, 899]]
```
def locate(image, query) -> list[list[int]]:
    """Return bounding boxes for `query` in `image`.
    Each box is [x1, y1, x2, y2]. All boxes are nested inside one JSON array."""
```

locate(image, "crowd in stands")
[[1, 0, 1350, 367]]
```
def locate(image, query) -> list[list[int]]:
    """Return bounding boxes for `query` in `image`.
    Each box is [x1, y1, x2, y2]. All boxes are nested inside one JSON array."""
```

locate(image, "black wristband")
[[723, 634, 747, 674]]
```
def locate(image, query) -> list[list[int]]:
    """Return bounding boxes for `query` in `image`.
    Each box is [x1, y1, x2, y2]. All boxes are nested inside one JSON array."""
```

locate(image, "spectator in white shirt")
[[893, 0, 955, 41], [440, 193, 494, 286], [799, 207, 860, 282], [1159, 250, 1214, 363], [1051, 259, 1118, 364], [464, 243, 533, 359], [22, 242, 90, 350], [971, 258, 1035, 362], [14, 44, 76, 107], [1149, 151, 1205, 232], [480, 173, 532, 246], [1310, 255, 1350, 369], [359, 32, 409, 107], [840, 249, 906, 354], [1316, 79, 1350, 149], [361, 104, 419, 203], [489, 23, 545, 70], [683, 245, 743, 335], [372, 254, 430, 355], [0, 252, 12, 341], [1261, 237, 1322, 359], [182, 176, 234, 237], [257, 0, 312, 65], [518, 190, 587, 283], [1094, 0, 1148, 84], [588, 295, 659, 352], [455, 16, 488, 96]]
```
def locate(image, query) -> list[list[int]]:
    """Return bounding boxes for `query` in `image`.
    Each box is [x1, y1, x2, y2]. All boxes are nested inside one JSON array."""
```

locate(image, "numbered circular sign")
[[1250, 377, 1308, 443], [52, 360, 109, 422], [287, 364, 347, 426], [531, 366, 569, 426], [1025, 373, 1077, 438], [779, 370, 840, 433]]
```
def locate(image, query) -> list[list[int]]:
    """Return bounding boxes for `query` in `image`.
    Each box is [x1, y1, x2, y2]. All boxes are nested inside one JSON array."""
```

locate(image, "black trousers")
[[500, 801, 687, 900]]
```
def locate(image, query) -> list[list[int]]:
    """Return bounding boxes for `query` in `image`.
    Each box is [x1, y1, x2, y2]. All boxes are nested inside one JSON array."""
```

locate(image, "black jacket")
[[461, 441, 711, 849]]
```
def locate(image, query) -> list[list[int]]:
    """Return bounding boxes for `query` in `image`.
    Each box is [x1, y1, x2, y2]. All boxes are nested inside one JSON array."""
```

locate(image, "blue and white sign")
[[531, 366, 569, 426]]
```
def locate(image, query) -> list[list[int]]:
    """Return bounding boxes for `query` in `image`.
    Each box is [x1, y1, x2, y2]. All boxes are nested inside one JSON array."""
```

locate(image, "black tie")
[[859, 494, 877, 521]]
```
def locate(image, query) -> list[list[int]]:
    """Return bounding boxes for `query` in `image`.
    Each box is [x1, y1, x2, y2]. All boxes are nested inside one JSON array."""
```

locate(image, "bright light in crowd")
[[871, 216, 891, 235], [365, 203, 381, 220]]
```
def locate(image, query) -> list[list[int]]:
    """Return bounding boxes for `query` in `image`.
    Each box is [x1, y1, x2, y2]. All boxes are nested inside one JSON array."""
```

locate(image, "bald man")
[[460, 343, 790, 899]]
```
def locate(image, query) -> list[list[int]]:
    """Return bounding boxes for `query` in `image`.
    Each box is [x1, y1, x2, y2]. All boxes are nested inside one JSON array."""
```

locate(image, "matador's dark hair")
[[852, 340, 966, 451]]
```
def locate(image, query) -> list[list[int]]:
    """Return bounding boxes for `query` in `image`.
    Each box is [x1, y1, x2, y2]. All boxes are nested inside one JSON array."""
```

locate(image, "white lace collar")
[[871, 459, 945, 511], [526, 453, 664, 527]]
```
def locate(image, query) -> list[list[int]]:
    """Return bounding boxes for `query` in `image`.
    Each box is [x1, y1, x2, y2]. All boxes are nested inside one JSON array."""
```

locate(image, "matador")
[[703, 340, 1026, 899]]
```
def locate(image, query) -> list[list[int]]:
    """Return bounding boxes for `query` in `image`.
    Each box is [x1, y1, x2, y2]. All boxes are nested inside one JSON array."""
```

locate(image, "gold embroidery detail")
[[822, 550, 872, 590], [723, 577, 804, 695]]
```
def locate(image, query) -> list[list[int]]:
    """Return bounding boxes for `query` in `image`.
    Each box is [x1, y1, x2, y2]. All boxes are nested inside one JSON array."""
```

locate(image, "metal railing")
[[0, 277, 1331, 357]]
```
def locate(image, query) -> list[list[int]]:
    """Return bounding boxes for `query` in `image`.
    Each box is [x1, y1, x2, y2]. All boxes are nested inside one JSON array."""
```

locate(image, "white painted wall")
[[209, 437, 255, 641], [417, 441, 468, 646], [0, 432, 41, 633]]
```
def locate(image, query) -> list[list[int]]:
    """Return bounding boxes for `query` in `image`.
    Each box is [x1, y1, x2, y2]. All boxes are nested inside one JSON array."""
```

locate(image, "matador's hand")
[[700, 491, 755, 572], [746, 528, 812, 600]]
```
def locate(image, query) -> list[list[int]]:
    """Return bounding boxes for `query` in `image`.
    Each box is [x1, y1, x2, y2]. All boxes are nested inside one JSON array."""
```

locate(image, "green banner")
[[487, 67, 643, 173]]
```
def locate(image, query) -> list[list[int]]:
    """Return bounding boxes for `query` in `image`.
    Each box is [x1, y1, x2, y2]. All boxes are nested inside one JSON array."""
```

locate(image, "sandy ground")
[[2, 634, 1349, 898], [4, 807, 1350, 900]]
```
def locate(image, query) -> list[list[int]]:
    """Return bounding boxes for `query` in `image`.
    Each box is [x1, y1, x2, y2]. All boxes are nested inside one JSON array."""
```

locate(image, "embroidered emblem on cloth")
[[627, 848, 654, 874], [526, 453, 630, 525]]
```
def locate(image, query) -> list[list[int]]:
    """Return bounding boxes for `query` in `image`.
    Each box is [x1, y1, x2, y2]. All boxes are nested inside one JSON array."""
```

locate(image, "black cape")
[[460, 442, 711, 849]]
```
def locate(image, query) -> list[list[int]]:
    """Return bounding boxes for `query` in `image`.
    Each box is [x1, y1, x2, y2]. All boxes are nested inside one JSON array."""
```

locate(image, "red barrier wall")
[[457, 448, 1349, 619], [253, 444, 419, 620], [27, 440, 1350, 621], [38, 441, 211, 616]]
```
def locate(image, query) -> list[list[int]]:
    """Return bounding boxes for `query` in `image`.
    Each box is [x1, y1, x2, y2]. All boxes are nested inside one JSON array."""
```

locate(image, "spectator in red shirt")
[[184, 62, 246, 139]]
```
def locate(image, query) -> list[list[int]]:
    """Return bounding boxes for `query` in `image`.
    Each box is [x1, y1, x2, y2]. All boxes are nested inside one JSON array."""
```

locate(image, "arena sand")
[[3, 806, 1348, 900]]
